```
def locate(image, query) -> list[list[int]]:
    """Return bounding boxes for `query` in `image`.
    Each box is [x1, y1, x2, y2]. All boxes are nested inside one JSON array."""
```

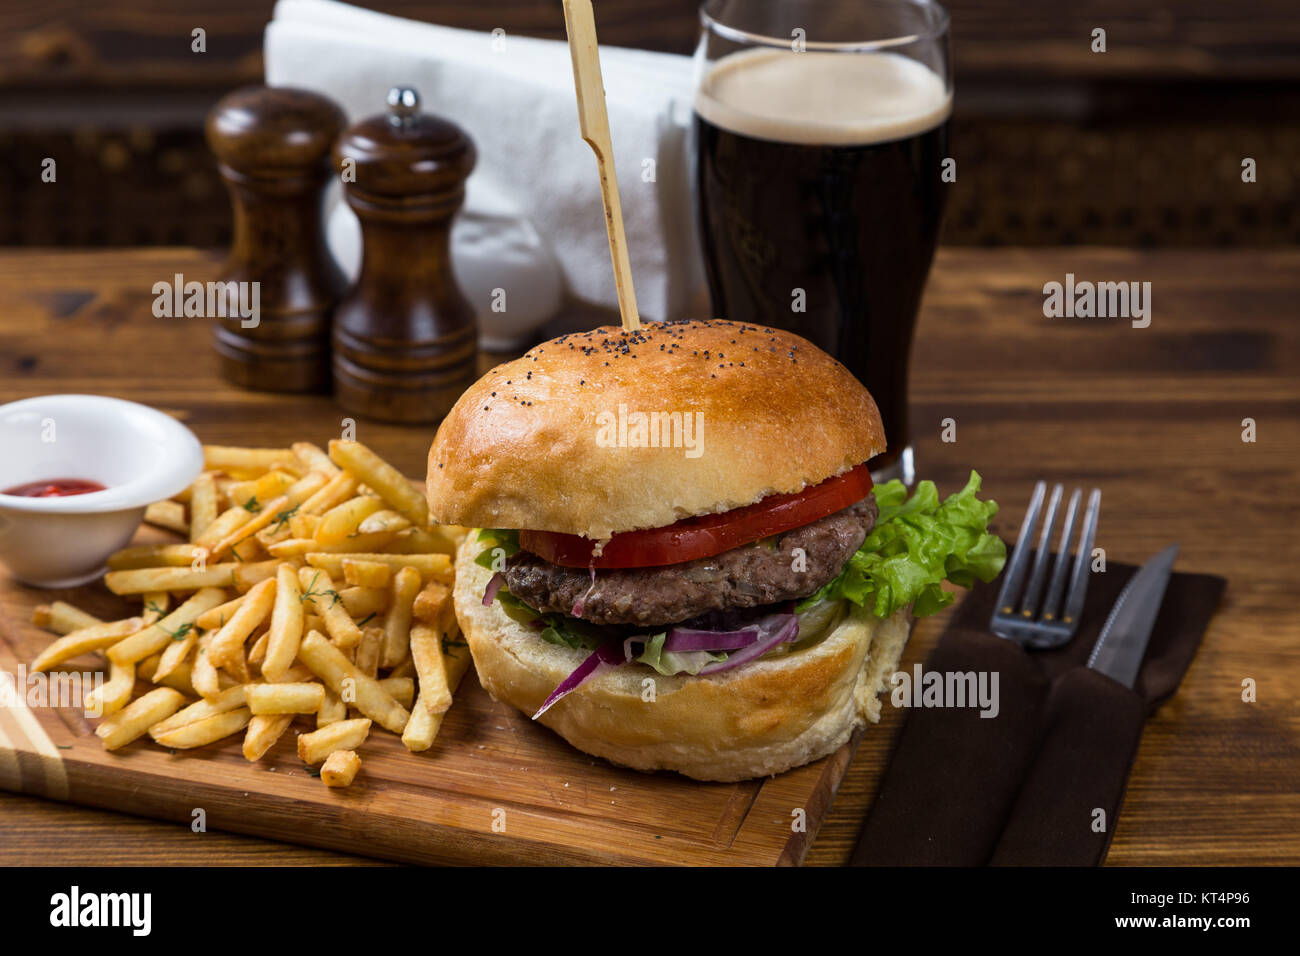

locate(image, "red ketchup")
[[2, 478, 107, 498]]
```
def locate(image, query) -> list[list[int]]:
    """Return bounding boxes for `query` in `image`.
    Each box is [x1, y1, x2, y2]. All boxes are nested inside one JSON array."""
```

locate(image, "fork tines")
[[991, 481, 1101, 647]]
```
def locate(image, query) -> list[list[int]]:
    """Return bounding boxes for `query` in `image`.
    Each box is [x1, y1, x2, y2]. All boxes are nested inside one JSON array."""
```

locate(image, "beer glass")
[[692, 0, 952, 484]]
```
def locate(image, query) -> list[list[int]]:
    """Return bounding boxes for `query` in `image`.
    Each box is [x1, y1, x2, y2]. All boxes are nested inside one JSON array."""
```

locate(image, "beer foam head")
[[695, 49, 950, 146]]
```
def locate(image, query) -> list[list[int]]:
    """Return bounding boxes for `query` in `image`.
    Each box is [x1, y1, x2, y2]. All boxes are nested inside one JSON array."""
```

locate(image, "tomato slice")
[[519, 463, 874, 569]]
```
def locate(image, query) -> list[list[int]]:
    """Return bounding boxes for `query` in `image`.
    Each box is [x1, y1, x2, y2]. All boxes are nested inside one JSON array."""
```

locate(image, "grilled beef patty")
[[502, 496, 877, 627]]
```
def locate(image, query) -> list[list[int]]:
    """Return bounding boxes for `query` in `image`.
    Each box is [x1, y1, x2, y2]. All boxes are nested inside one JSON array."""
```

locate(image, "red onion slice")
[[663, 627, 759, 652], [482, 572, 506, 606], [698, 613, 799, 675], [532, 643, 625, 719]]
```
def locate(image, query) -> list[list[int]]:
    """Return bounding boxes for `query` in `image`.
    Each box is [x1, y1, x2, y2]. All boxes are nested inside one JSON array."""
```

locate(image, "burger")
[[427, 319, 1004, 781]]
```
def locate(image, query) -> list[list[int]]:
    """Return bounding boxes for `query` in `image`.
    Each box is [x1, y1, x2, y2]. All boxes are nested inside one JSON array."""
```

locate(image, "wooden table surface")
[[1, 248, 1296, 866]]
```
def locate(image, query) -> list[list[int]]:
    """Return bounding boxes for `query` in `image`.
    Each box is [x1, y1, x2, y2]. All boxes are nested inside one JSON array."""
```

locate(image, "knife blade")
[[1086, 543, 1180, 688]]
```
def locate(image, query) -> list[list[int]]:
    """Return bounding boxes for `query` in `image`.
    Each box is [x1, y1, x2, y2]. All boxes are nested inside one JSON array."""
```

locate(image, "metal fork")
[[990, 481, 1102, 648]]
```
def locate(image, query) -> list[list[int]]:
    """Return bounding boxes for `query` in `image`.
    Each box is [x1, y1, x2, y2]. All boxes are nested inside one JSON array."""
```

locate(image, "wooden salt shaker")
[[206, 86, 348, 392], [332, 87, 479, 423]]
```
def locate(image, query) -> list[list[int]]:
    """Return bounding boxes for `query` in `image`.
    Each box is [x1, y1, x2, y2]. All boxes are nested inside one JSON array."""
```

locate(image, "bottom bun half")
[[454, 534, 913, 782]]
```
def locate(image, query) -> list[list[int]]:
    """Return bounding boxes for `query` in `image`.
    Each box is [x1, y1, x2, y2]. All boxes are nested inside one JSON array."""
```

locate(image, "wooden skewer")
[[562, 0, 640, 332]]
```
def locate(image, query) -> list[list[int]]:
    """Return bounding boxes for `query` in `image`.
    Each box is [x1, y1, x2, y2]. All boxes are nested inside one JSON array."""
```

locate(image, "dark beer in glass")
[[693, 0, 952, 483]]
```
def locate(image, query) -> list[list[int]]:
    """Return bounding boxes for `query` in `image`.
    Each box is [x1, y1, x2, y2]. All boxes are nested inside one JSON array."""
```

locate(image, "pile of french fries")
[[28, 439, 472, 788]]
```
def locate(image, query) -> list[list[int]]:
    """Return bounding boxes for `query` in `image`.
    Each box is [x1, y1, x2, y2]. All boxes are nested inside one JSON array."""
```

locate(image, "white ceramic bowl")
[[0, 395, 204, 588]]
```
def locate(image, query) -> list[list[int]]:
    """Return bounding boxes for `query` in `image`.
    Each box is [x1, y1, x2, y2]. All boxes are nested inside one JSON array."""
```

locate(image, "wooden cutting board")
[[0, 532, 863, 867]]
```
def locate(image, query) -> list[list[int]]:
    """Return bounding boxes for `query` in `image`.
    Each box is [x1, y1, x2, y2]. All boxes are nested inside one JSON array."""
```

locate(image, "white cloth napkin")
[[265, 0, 705, 344]]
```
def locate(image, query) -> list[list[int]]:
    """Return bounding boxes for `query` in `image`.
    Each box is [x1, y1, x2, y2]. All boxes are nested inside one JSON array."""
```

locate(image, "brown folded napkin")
[[849, 552, 1225, 866]]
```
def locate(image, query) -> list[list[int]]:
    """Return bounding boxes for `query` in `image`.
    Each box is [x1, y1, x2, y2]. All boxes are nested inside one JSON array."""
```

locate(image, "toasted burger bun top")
[[427, 319, 885, 539]]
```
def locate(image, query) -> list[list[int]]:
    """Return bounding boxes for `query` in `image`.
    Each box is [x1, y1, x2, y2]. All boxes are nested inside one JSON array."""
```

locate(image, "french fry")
[[317, 687, 347, 727], [382, 566, 422, 668], [246, 682, 325, 715], [387, 657, 416, 681], [377, 676, 415, 709], [228, 536, 265, 564], [320, 750, 361, 787], [328, 439, 428, 528], [357, 509, 411, 536], [261, 563, 304, 681], [247, 630, 269, 664], [296, 471, 358, 518], [409, 624, 452, 715], [135, 652, 159, 681], [84, 660, 135, 718], [226, 470, 295, 510], [412, 580, 452, 627], [316, 495, 384, 545], [297, 631, 409, 733], [106, 589, 225, 666], [402, 630, 471, 752], [298, 567, 362, 649], [355, 626, 382, 678], [233, 559, 283, 592], [30, 617, 144, 672], [275, 664, 315, 684], [193, 505, 253, 552], [138, 652, 195, 696], [32, 601, 102, 634], [224, 643, 251, 684], [149, 684, 247, 736], [287, 512, 321, 540], [266, 532, 397, 558], [432, 524, 468, 549], [243, 714, 294, 762], [203, 445, 295, 473], [107, 543, 206, 571], [261, 538, 314, 559], [292, 441, 338, 476], [339, 586, 387, 622], [190, 632, 221, 700], [255, 473, 334, 548], [207, 577, 276, 669], [144, 499, 188, 535], [387, 527, 463, 555], [105, 565, 238, 596], [305, 552, 451, 582], [96, 688, 185, 751], [341, 559, 392, 589], [208, 492, 289, 557], [195, 593, 245, 630], [214, 475, 239, 502], [297, 717, 371, 765], [152, 626, 196, 684], [269, 457, 304, 479], [140, 592, 171, 626], [189, 473, 218, 542], [150, 707, 252, 749]]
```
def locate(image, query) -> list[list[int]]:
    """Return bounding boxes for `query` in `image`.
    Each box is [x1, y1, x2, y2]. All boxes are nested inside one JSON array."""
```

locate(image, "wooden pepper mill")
[[206, 86, 347, 392], [332, 87, 479, 423]]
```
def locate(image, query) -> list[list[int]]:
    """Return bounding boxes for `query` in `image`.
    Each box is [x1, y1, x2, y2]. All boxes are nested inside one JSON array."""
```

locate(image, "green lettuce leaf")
[[474, 529, 520, 569], [633, 633, 728, 676], [796, 471, 1006, 620], [494, 591, 609, 651]]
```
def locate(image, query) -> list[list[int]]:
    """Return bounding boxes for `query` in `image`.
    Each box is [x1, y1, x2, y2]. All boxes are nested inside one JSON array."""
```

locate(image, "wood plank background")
[[3, 1, 1299, 251], [6, 0, 1300, 86], [0, 247, 1297, 865]]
